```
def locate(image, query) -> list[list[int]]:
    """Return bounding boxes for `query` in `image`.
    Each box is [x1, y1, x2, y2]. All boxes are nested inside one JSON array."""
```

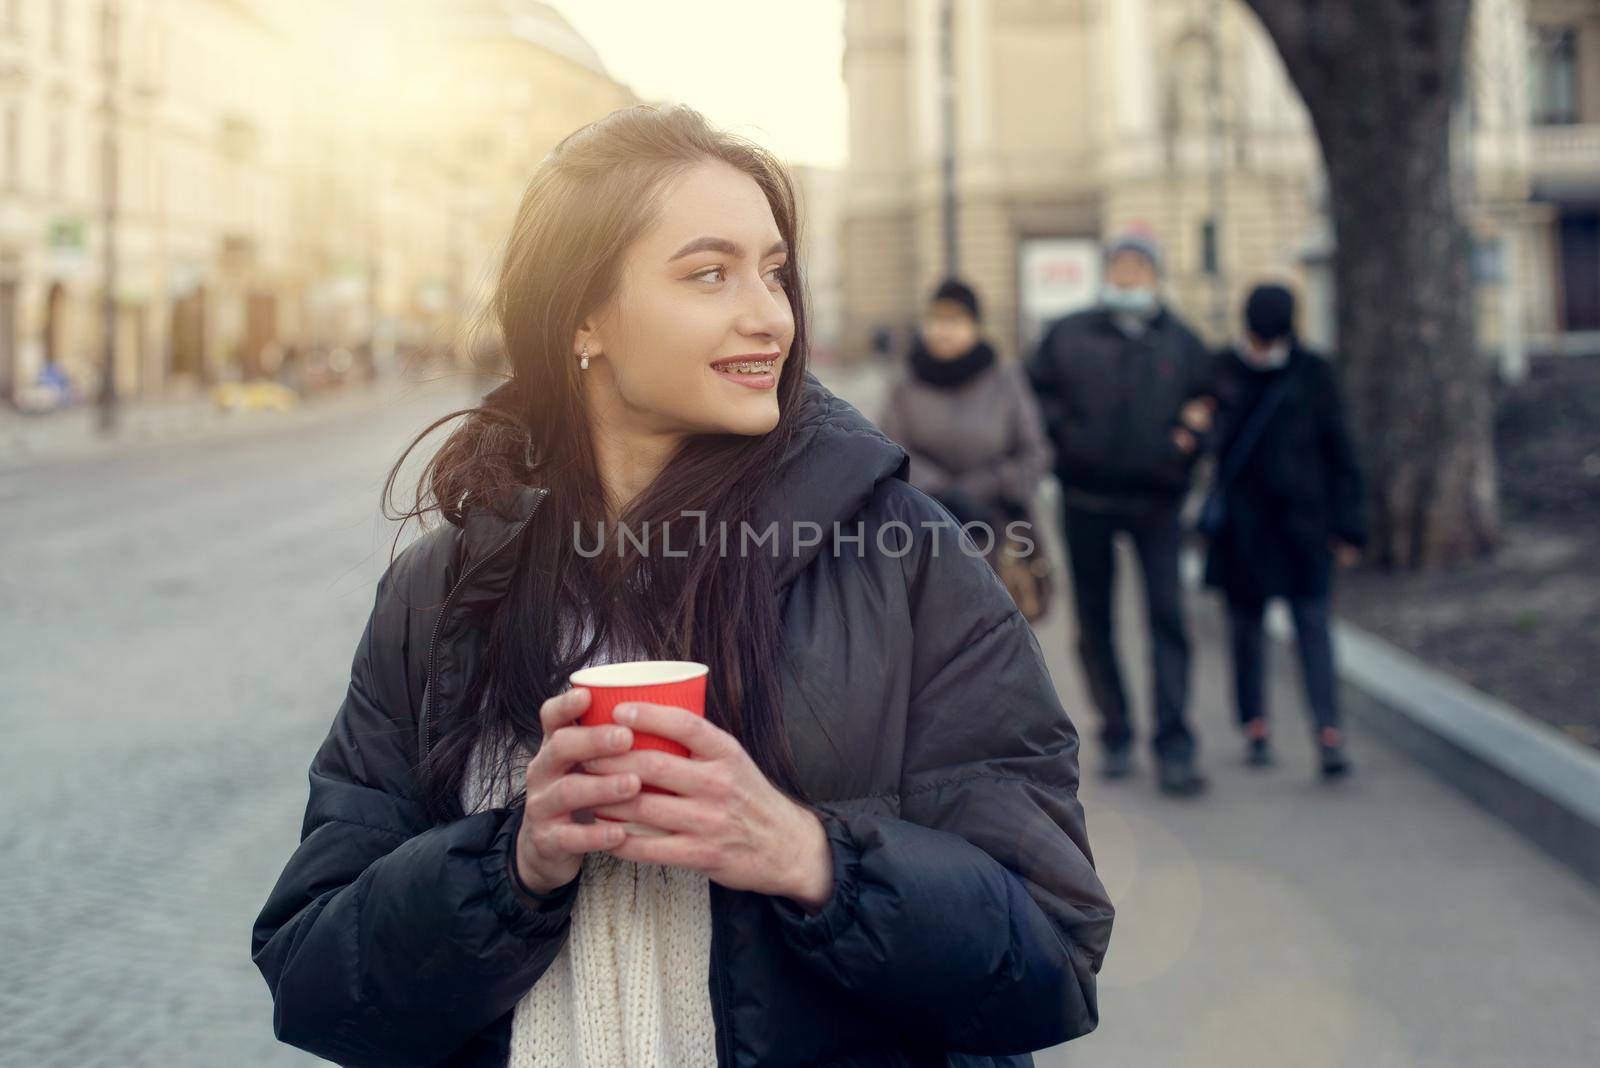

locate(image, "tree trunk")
[[1243, 0, 1498, 567]]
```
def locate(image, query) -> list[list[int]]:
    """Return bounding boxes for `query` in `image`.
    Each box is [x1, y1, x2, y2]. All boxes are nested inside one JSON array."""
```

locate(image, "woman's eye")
[[690, 264, 786, 285]]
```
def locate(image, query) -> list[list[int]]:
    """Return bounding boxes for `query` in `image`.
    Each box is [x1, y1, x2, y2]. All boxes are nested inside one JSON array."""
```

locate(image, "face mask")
[[1101, 284, 1158, 318], [1244, 338, 1290, 369]]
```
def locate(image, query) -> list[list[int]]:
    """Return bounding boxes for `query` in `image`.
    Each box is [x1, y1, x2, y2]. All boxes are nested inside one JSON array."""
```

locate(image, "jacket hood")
[[416, 370, 907, 768], [467, 370, 909, 590], [755, 370, 910, 588]]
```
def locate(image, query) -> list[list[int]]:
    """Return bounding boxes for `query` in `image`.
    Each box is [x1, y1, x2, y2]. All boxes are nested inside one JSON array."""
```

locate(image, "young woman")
[[1205, 284, 1367, 779], [251, 106, 1112, 1068]]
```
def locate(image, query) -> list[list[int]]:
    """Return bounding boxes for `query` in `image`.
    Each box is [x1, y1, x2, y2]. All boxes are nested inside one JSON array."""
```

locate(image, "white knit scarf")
[[507, 851, 717, 1067], [459, 629, 719, 1066]]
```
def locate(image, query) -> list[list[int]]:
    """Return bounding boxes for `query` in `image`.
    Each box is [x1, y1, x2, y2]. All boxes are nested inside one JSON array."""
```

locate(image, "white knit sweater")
[[460, 635, 718, 1067]]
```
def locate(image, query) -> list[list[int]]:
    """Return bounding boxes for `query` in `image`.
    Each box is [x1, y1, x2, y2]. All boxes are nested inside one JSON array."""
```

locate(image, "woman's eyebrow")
[[668, 237, 789, 262]]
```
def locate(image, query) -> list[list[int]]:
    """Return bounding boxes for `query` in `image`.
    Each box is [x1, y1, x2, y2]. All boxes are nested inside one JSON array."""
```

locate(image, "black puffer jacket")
[[251, 372, 1114, 1067], [1026, 307, 1214, 504]]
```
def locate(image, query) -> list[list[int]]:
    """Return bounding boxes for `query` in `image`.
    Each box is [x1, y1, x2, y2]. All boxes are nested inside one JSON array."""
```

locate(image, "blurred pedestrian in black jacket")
[[1204, 284, 1366, 778], [1026, 230, 1216, 797]]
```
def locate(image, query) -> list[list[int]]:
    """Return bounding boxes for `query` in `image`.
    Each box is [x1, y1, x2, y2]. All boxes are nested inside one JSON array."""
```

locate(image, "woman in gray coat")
[[878, 279, 1055, 539]]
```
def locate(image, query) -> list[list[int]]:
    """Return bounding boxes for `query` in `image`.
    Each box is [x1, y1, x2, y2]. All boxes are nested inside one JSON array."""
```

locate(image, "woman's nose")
[[737, 279, 792, 340]]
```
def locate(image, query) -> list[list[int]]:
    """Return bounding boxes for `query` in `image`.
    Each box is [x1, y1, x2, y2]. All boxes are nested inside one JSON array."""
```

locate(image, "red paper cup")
[[569, 660, 709, 836]]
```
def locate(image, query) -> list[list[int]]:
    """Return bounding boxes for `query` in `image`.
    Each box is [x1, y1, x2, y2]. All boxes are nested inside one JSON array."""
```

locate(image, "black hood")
[[754, 370, 910, 588], [468, 370, 909, 590]]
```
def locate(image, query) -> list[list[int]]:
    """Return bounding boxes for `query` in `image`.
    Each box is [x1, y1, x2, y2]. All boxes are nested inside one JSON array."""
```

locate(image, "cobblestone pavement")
[[0, 374, 481, 1067], [2, 361, 1597, 1067]]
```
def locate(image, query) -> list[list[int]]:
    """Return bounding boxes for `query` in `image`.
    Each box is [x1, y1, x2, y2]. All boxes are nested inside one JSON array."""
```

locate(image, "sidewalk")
[[816, 359, 1600, 1066], [1026, 496, 1600, 1067], [0, 372, 482, 471]]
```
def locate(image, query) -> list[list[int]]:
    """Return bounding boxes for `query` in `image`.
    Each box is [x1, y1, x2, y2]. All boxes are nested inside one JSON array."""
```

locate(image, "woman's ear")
[[574, 307, 614, 360]]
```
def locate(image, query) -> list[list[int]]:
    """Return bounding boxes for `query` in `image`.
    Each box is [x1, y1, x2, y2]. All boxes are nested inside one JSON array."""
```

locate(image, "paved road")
[[2, 363, 1597, 1067], [0, 373, 486, 1067]]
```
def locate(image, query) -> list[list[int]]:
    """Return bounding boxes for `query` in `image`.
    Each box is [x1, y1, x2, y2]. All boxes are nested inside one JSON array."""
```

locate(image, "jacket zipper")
[[421, 488, 549, 759]]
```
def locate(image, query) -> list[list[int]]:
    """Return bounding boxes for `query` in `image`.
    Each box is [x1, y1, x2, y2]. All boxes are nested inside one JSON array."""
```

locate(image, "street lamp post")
[[98, 0, 120, 433], [1204, 0, 1228, 340], [938, 0, 958, 278]]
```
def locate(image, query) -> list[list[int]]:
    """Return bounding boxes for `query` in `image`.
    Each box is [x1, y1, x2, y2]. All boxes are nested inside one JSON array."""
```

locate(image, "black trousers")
[[1226, 595, 1341, 735], [1062, 503, 1193, 761]]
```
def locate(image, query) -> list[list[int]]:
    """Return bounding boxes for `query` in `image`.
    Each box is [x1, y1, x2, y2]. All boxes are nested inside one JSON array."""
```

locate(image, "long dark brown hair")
[[385, 105, 811, 821]]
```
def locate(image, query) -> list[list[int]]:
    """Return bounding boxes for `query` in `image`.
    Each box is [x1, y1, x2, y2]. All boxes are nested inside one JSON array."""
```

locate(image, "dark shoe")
[[1157, 756, 1207, 797], [1243, 718, 1273, 768], [1101, 746, 1134, 780], [1319, 727, 1350, 779]]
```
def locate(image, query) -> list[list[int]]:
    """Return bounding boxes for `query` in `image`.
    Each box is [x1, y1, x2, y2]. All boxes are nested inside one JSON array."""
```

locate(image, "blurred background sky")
[[547, 0, 848, 168]]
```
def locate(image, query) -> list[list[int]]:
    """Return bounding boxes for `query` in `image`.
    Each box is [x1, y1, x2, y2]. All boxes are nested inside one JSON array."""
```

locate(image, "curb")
[[1268, 608, 1600, 891]]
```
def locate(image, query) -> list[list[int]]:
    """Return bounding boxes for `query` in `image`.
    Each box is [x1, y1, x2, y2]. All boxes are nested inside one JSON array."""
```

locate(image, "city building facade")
[[840, 0, 1600, 369], [0, 0, 634, 406]]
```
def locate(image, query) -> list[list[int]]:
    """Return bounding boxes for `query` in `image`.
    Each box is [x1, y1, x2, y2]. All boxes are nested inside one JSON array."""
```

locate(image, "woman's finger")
[[581, 749, 717, 797], [534, 723, 634, 776], [606, 831, 715, 872], [613, 702, 734, 758], [590, 791, 712, 834], [536, 816, 628, 857], [537, 687, 592, 735], [529, 770, 641, 821]]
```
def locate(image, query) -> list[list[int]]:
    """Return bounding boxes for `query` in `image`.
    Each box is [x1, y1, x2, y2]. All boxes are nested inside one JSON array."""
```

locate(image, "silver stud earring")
[[579, 344, 590, 371]]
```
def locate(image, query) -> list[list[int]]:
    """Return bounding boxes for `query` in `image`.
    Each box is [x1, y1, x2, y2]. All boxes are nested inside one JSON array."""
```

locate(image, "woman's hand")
[[512, 688, 645, 895], [582, 703, 835, 914]]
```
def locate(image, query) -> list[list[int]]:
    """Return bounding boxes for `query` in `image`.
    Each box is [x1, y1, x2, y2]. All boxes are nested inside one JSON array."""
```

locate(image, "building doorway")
[[44, 281, 68, 366], [242, 291, 277, 380], [1558, 210, 1599, 334], [170, 285, 206, 384], [0, 280, 16, 404]]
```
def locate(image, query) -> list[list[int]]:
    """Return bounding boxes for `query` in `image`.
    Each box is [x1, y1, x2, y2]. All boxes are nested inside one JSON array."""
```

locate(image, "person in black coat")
[[1026, 230, 1216, 796], [1204, 284, 1367, 778], [251, 105, 1111, 1067]]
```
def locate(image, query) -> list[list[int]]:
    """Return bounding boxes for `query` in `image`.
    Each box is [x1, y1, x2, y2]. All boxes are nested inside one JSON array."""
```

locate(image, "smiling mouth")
[[710, 356, 779, 376]]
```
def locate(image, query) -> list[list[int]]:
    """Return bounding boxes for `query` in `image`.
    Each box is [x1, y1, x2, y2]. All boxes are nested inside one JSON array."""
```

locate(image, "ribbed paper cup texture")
[[570, 660, 708, 835]]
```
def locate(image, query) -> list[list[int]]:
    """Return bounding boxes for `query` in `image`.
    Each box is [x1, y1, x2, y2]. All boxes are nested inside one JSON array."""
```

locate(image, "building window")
[[219, 114, 258, 161], [1530, 25, 1579, 126]]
